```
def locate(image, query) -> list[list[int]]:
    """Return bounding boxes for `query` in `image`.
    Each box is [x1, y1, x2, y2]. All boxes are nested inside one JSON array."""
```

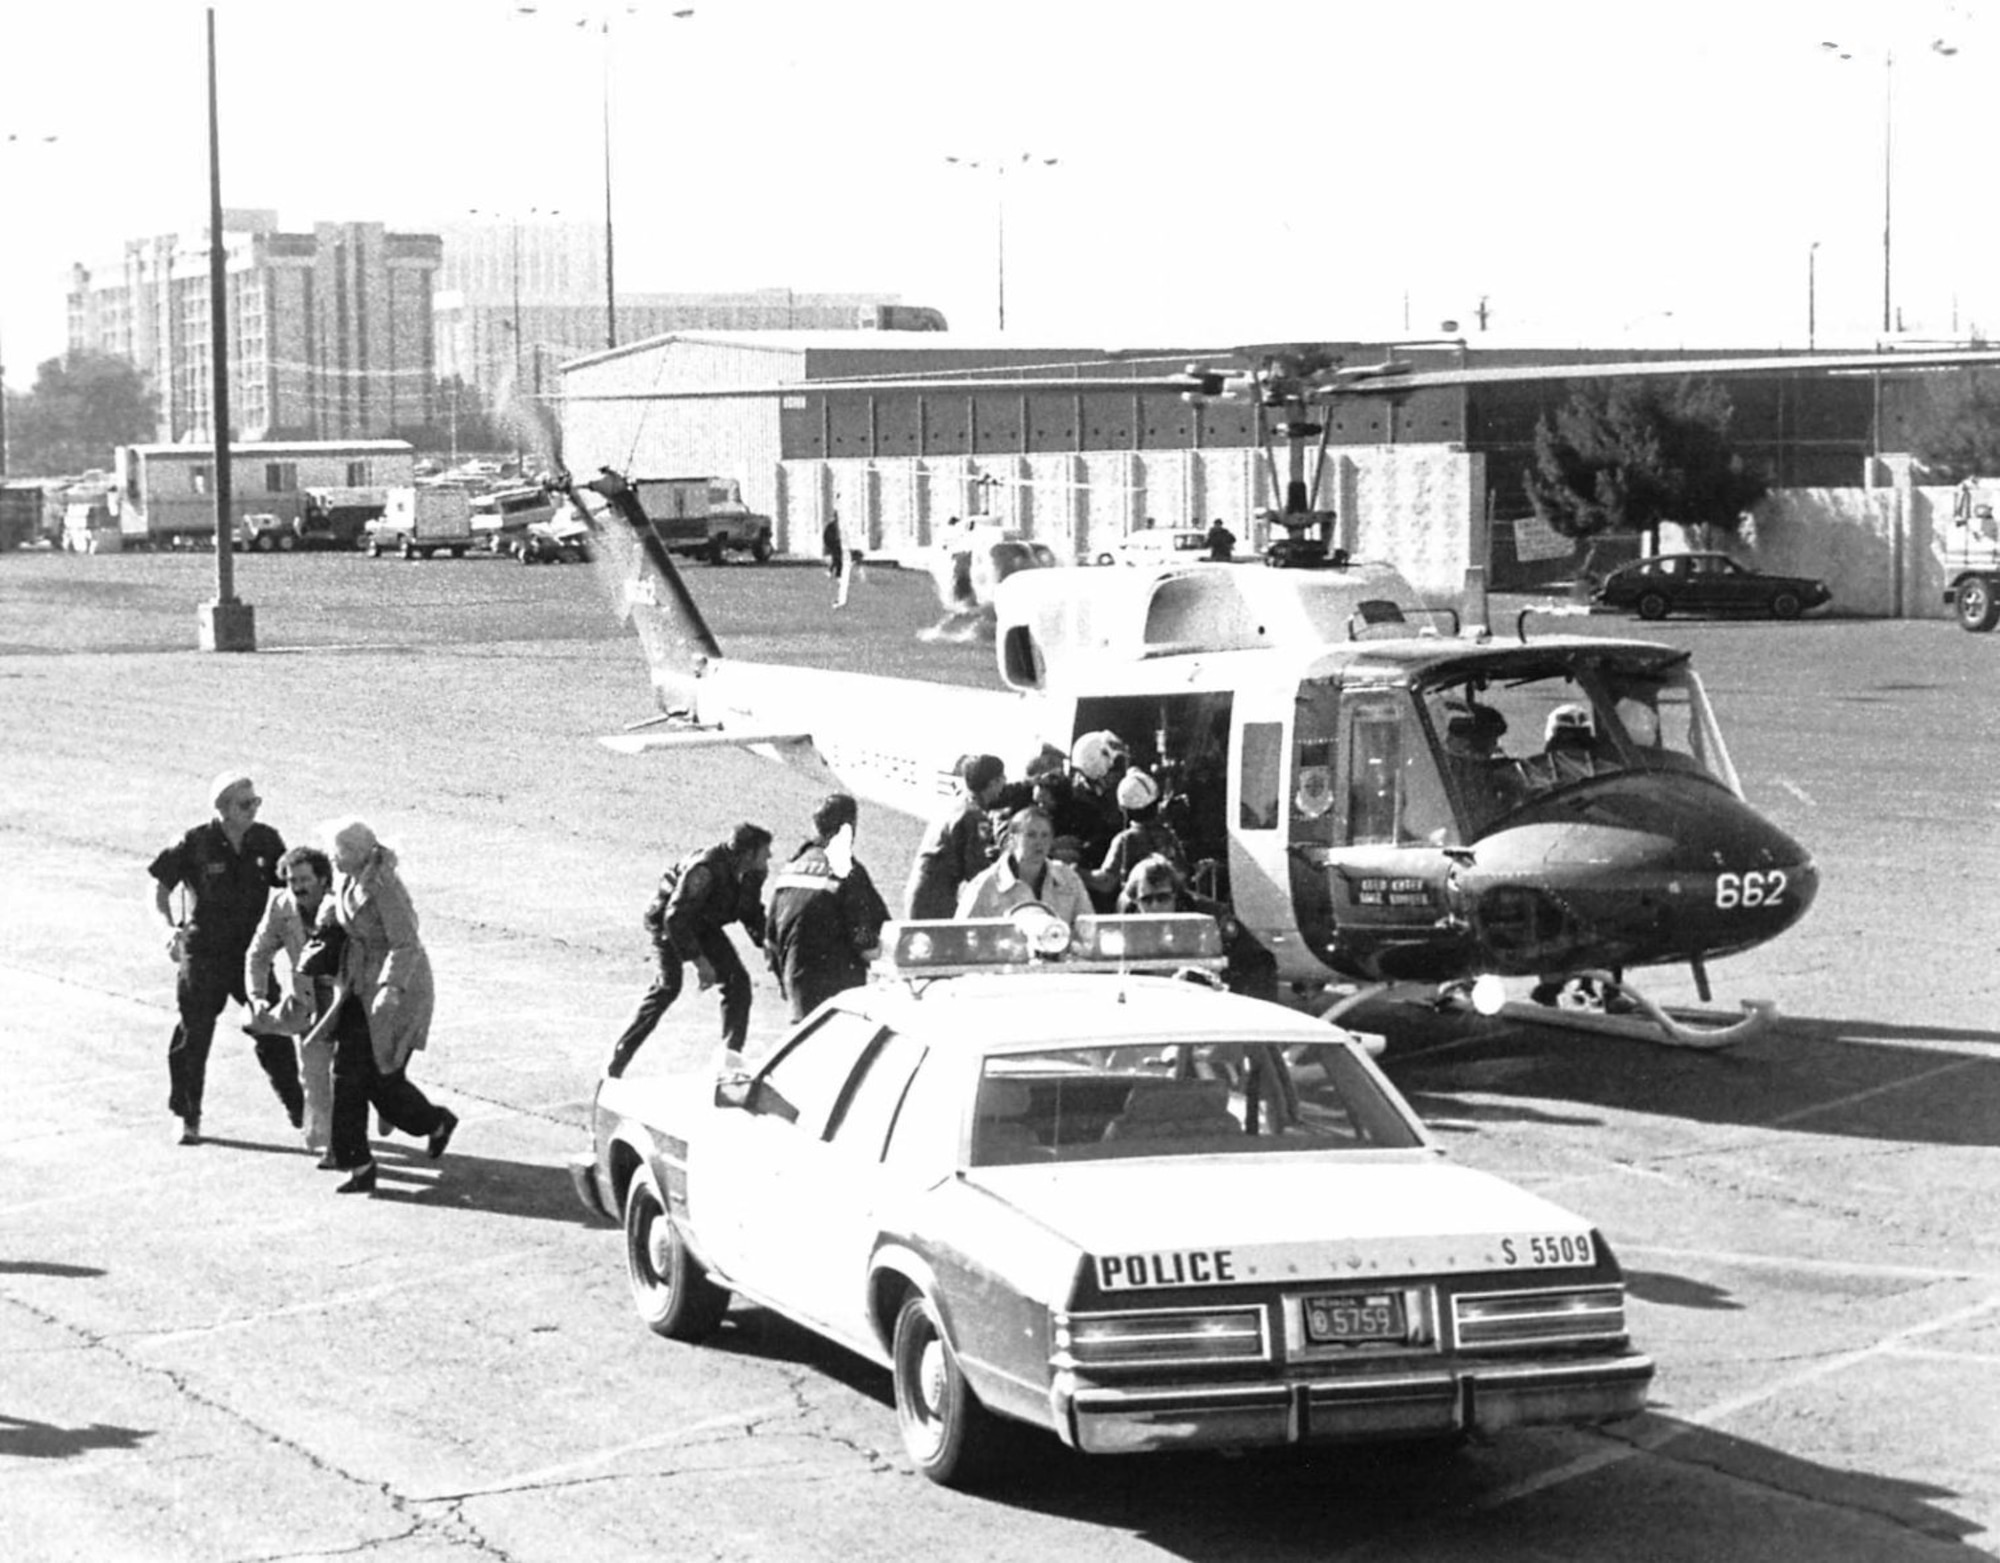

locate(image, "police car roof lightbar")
[[875, 913, 1226, 980]]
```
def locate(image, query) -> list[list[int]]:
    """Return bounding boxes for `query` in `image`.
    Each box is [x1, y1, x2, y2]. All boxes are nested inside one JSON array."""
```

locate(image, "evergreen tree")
[[1524, 378, 1768, 548], [1909, 370, 2000, 481]]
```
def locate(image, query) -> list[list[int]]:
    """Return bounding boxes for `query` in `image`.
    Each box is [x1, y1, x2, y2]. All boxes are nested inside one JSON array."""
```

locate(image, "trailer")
[[0, 482, 51, 550], [113, 440, 415, 550]]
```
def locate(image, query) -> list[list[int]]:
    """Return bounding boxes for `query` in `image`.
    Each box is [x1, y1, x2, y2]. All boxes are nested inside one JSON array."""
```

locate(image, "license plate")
[[1303, 1292, 1405, 1345]]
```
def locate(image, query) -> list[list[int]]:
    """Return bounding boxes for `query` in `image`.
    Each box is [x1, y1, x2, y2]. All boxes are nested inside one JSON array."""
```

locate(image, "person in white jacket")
[[244, 846, 338, 1153], [956, 805, 1091, 928]]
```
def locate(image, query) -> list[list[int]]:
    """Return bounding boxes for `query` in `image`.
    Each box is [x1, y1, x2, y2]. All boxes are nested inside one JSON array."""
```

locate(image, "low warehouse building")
[[555, 332, 1959, 614]]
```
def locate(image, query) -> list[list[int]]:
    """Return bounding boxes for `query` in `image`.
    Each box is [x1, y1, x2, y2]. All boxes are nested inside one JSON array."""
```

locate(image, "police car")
[[568, 911, 1653, 1487]]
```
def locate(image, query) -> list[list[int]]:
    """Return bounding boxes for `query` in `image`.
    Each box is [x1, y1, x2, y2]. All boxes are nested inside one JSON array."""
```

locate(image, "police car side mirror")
[[714, 1073, 754, 1111]]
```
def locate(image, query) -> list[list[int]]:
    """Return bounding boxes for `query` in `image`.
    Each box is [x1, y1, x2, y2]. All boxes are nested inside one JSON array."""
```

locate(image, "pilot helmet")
[[1445, 703, 1507, 749], [1116, 769, 1161, 812], [1545, 703, 1595, 743], [1070, 730, 1126, 781]]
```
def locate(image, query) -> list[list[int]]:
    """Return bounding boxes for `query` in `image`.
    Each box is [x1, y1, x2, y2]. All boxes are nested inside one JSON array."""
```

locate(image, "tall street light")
[[945, 153, 1059, 332], [0, 131, 59, 476], [1820, 35, 1960, 338], [200, 7, 253, 652], [1808, 239, 1820, 351], [517, 5, 694, 351], [469, 205, 559, 470]]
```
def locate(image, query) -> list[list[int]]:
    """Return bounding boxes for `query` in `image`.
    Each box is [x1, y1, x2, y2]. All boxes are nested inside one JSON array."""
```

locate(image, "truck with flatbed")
[[236, 487, 388, 552], [630, 476, 773, 564]]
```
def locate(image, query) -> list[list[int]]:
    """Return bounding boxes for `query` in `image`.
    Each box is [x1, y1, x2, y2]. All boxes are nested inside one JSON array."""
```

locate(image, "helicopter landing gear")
[[1499, 969, 1773, 1050]]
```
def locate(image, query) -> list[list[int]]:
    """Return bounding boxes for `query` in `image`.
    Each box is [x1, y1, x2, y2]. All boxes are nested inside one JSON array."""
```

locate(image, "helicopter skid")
[[1316, 974, 1778, 1051], [1494, 974, 1777, 1051]]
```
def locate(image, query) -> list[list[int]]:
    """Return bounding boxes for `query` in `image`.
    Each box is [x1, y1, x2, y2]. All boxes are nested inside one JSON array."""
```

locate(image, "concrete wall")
[[754, 443, 1486, 605], [1742, 474, 1970, 620]]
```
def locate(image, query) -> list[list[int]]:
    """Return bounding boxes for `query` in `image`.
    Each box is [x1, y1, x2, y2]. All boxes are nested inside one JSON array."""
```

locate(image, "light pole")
[[517, 5, 693, 350], [1808, 239, 1820, 350], [1821, 35, 1959, 338], [0, 132, 58, 476], [199, 7, 253, 651], [468, 205, 557, 469], [945, 153, 1059, 332]]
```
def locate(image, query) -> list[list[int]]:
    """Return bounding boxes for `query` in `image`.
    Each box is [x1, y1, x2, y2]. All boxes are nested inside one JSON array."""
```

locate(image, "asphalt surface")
[[2, 544, 1997, 1562]]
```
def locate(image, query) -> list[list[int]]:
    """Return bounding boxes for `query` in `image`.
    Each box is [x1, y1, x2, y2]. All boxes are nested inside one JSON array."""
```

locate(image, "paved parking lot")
[[1, 548, 1996, 1560]]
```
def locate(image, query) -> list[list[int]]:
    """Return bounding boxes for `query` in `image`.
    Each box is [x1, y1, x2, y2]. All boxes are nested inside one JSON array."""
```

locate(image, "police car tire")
[[622, 1170, 729, 1342], [891, 1291, 1000, 1488]]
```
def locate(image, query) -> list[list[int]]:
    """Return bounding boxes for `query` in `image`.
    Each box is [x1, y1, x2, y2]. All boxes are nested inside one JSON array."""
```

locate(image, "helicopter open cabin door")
[[1288, 677, 1473, 983]]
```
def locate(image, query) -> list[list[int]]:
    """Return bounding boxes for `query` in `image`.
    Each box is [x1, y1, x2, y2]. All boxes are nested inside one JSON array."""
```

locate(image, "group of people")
[[604, 796, 895, 1078], [601, 733, 1283, 1075], [148, 772, 457, 1196], [148, 744, 1280, 1174]]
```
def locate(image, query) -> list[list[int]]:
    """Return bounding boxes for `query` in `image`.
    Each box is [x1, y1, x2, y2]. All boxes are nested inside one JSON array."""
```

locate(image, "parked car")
[[470, 487, 557, 553], [569, 910, 1652, 1488], [1093, 527, 1211, 567], [512, 509, 593, 564], [1592, 552, 1831, 620]]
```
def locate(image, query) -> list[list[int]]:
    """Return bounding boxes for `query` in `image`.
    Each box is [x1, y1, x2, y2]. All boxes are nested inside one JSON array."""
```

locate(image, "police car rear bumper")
[[1059, 1353, 1653, 1454]]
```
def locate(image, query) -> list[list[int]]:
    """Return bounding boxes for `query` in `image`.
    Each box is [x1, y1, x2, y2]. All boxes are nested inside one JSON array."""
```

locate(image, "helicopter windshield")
[[1289, 655, 1740, 850], [1416, 658, 1739, 836]]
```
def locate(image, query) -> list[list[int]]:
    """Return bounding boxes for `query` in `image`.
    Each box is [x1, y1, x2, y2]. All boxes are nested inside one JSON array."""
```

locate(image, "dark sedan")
[[1593, 552, 1831, 620]]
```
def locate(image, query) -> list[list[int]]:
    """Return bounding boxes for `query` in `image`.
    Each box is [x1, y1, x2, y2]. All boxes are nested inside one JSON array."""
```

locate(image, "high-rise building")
[[432, 216, 937, 410], [68, 210, 442, 442]]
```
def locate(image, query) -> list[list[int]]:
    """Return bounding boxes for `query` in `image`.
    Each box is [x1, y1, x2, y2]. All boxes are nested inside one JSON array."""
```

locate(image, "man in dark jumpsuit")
[[148, 770, 298, 1145], [607, 822, 773, 1078], [766, 794, 891, 1021]]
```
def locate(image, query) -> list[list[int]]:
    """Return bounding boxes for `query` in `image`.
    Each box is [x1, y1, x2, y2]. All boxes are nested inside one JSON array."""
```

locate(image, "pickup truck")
[[630, 476, 774, 564]]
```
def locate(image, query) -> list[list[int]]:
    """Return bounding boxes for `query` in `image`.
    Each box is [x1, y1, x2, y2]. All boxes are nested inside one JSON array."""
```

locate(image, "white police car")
[[569, 911, 1652, 1487]]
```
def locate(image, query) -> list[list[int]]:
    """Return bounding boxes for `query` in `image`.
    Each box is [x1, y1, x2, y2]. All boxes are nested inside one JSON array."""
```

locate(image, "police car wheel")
[[622, 1170, 729, 1342], [891, 1291, 1000, 1487]]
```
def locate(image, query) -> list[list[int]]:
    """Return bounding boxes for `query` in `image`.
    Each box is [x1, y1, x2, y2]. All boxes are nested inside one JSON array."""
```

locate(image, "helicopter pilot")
[[1442, 705, 1521, 830], [1537, 703, 1602, 786]]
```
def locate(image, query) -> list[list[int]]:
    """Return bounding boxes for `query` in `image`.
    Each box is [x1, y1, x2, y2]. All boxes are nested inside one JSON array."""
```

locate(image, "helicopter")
[[554, 339, 2000, 1047]]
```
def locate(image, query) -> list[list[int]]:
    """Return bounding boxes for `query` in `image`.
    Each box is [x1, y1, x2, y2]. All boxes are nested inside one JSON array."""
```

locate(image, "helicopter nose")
[[1454, 783, 1818, 974]]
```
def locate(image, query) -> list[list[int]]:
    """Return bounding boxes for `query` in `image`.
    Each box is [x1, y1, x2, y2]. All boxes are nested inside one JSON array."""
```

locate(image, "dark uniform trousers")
[[327, 994, 448, 1170], [607, 927, 750, 1077], [168, 952, 305, 1127]]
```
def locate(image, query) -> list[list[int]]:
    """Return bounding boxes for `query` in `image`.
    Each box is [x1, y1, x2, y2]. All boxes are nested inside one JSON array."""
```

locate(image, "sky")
[[2, 0, 1995, 392]]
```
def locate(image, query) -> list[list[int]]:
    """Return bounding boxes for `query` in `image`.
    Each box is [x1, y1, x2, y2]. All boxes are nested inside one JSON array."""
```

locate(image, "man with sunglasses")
[[148, 771, 289, 1145]]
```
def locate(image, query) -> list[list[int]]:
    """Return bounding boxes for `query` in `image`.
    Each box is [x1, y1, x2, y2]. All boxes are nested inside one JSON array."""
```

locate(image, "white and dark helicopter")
[[553, 339, 2000, 1048]]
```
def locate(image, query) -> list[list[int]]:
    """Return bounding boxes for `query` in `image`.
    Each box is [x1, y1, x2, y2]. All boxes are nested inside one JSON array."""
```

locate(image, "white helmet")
[[1116, 769, 1160, 812], [1545, 703, 1594, 743]]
